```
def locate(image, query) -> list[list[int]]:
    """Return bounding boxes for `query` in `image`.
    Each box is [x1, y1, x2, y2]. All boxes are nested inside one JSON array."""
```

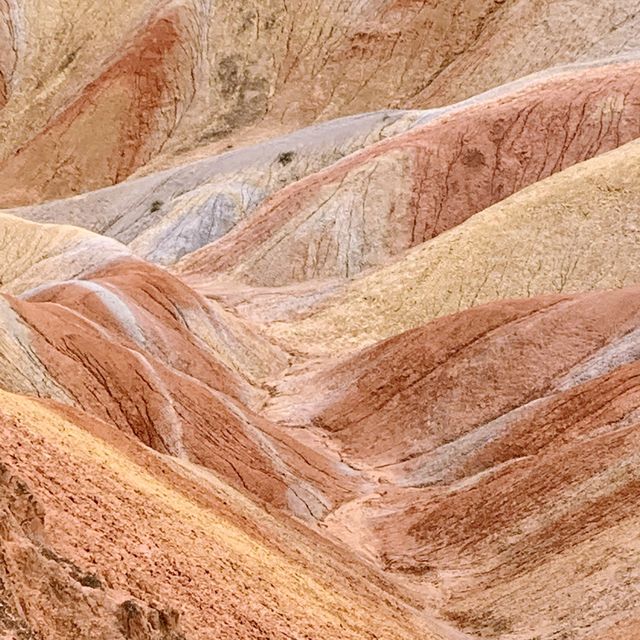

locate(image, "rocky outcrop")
[[0, 460, 184, 640]]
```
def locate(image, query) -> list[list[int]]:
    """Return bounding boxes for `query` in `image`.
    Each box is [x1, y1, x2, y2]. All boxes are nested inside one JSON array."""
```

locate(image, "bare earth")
[[2, 3, 640, 640]]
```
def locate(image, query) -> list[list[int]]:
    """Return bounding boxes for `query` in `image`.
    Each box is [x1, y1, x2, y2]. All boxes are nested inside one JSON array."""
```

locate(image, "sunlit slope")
[[268, 138, 640, 354], [1, 455, 184, 639], [0, 389, 437, 639], [176, 58, 640, 286]]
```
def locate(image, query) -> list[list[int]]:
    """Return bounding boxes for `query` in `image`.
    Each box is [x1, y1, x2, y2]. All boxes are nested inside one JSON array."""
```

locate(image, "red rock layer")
[[370, 363, 640, 637], [177, 60, 640, 284], [1, 392, 434, 640], [3, 1, 640, 206], [276, 287, 640, 466], [3, 258, 356, 515], [0, 7, 195, 204]]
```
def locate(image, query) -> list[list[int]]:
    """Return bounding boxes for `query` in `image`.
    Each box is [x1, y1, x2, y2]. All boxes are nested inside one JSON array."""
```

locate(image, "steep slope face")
[[180, 58, 640, 286], [264, 288, 640, 639], [366, 374, 640, 640], [413, 1, 640, 107], [268, 1, 640, 123], [365, 361, 640, 640], [0, 1, 17, 109], [0, 0, 172, 205], [267, 288, 640, 466], [0, 390, 437, 640], [266, 138, 640, 354], [8, 109, 421, 261], [2, 0, 640, 206], [0, 214, 359, 517], [0, 255, 357, 518], [0, 460, 184, 639]]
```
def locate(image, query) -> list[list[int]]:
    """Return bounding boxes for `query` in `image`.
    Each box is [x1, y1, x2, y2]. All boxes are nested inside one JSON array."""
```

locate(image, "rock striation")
[[3, 5, 640, 639], [2, 1, 640, 206]]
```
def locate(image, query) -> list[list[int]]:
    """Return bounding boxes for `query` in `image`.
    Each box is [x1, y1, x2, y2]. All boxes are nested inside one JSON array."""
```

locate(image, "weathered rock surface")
[[7, 109, 420, 261], [4, 5, 640, 639], [0, 459, 185, 639], [0, 390, 437, 640], [0, 213, 129, 295], [265, 287, 640, 639], [0, 253, 357, 519], [266, 137, 640, 354], [267, 288, 640, 465], [177, 58, 640, 286], [2, 1, 640, 205]]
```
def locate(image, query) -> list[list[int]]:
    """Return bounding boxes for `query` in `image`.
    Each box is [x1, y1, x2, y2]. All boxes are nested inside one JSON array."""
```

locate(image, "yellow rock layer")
[[0, 388, 437, 639], [269, 139, 640, 354]]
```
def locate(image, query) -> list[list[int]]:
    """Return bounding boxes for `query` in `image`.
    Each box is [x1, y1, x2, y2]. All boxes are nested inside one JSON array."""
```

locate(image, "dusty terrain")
[[2, 3, 640, 640], [2, 1, 640, 206]]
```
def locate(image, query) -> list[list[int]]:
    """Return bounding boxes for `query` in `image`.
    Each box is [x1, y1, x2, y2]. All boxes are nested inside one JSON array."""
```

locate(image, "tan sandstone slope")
[[3, 4, 640, 640], [2, 1, 640, 205]]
